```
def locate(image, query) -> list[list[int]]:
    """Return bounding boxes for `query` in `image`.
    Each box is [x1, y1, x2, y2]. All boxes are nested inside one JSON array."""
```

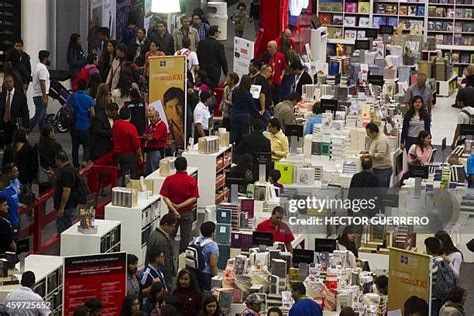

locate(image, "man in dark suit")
[[196, 25, 228, 88], [128, 27, 151, 67], [235, 119, 271, 179], [289, 60, 313, 96], [0, 74, 30, 146], [348, 156, 380, 217], [90, 102, 118, 161]]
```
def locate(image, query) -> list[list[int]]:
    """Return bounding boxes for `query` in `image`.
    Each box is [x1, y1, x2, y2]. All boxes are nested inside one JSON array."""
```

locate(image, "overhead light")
[[151, 0, 181, 14]]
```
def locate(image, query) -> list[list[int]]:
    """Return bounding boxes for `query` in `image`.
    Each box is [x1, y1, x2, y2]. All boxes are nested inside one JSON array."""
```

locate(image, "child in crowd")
[[231, 2, 248, 38], [268, 169, 284, 194]]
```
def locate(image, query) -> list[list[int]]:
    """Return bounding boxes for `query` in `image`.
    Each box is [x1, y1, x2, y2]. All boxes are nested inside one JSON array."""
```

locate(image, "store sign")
[[149, 56, 187, 150], [63, 252, 127, 315], [388, 247, 431, 314], [233, 37, 255, 79]]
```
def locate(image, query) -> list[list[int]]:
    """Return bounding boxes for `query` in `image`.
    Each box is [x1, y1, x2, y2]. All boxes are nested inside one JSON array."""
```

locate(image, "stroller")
[[47, 80, 71, 133]]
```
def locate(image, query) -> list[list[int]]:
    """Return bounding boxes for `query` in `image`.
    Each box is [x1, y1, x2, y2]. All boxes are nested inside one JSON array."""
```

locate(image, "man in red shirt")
[[143, 109, 168, 176], [267, 40, 287, 105], [159, 157, 199, 254], [112, 107, 143, 184], [275, 29, 296, 51], [256, 206, 294, 252]]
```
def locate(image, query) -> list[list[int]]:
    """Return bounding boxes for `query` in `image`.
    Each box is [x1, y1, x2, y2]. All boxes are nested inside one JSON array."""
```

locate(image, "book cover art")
[[358, 1, 370, 14], [387, 17, 398, 26], [357, 30, 366, 38], [345, 1, 357, 13], [373, 16, 387, 27], [428, 21, 435, 30], [319, 13, 332, 25], [344, 30, 357, 39], [447, 8, 455, 17], [428, 6, 436, 17], [375, 3, 386, 14], [465, 9, 473, 18], [463, 22, 474, 32], [447, 21, 454, 31], [417, 5, 425, 16], [332, 14, 344, 25], [408, 5, 417, 16], [435, 7, 445, 17], [454, 22, 463, 32], [344, 16, 356, 26], [385, 4, 397, 14], [400, 5, 408, 15], [455, 8, 463, 18], [359, 17, 370, 26]]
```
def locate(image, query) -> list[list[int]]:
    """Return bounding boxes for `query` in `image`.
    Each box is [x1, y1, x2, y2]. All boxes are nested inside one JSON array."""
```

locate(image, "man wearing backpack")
[[53, 151, 79, 233], [186, 221, 219, 291], [451, 100, 474, 149], [425, 237, 456, 316]]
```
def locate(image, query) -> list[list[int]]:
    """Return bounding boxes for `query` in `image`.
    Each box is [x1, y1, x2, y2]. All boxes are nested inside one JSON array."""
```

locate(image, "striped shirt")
[[139, 264, 167, 291]]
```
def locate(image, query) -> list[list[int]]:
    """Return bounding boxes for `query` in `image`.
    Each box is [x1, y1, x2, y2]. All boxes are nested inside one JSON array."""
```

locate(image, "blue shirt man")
[[304, 115, 322, 135], [192, 221, 219, 291], [67, 90, 94, 131], [0, 184, 20, 229], [289, 282, 322, 316]]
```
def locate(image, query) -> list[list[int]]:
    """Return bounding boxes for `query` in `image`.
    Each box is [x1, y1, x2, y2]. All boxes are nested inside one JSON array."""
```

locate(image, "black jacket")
[[37, 139, 63, 170], [67, 46, 87, 79], [348, 170, 380, 205], [197, 37, 228, 81], [0, 89, 30, 129], [2, 143, 38, 186], [235, 131, 271, 157], [91, 111, 113, 160], [148, 31, 175, 56], [294, 71, 313, 96], [128, 37, 151, 67]]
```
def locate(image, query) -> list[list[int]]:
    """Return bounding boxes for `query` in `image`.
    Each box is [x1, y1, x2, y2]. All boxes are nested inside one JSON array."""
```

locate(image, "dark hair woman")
[[120, 294, 140, 316], [2, 129, 37, 187], [401, 95, 431, 152], [172, 269, 203, 316], [407, 130, 432, 166], [98, 39, 117, 83], [435, 230, 463, 280], [199, 295, 223, 316], [337, 226, 359, 258], [67, 33, 87, 83]]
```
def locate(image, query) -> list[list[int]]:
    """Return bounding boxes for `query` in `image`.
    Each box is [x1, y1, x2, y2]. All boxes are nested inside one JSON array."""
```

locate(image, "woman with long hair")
[[199, 295, 222, 316], [127, 88, 147, 135], [435, 230, 463, 280], [194, 70, 211, 95], [111, 72, 132, 108], [120, 294, 141, 316], [107, 43, 128, 90], [2, 129, 37, 186], [401, 95, 431, 152], [220, 72, 239, 131], [98, 39, 117, 83], [143, 39, 166, 81], [172, 269, 203, 316], [67, 33, 87, 83], [230, 75, 259, 145], [407, 131, 433, 166], [337, 226, 359, 258], [95, 83, 112, 114], [36, 125, 63, 191]]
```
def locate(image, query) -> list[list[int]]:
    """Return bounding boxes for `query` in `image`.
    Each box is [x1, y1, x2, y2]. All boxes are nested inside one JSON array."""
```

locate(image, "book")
[[358, 1, 370, 14], [408, 5, 417, 16], [344, 16, 356, 26], [319, 13, 332, 25], [359, 17, 369, 26], [454, 22, 462, 32], [428, 6, 436, 17], [357, 30, 366, 38], [385, 4, 397, 14], [455, 8, 463, 18], [375, 3, 386, 14], [215, 224, 232, 244], [345, 1, 357, 13], [447, 8, 455, 17], [436, 7, 445, 17], [332, 15, 344, 25], [465, 8, 473, 18], [463, 22, 474, 33], [344, 30, 357, 39], [387, 17, 398, 26], [373, 16, 387, 27], [400, 5, 408, 15], [417, 5, 425, 16], [274, 162, 294, 184]]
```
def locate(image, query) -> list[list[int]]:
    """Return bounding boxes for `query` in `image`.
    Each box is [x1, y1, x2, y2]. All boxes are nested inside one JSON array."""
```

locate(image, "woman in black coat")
[[2, 129, 38, 186], [67, 33, 87, 83]]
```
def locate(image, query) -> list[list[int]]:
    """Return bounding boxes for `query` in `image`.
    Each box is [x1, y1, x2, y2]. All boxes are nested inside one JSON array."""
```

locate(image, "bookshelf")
[[60, 220, 122, 257], [0, 0, 21, 72], [428, 0, 474, 75], [105, 196, 161, 266], [182, 145, 232, 206], [318, 0, 372, 43]]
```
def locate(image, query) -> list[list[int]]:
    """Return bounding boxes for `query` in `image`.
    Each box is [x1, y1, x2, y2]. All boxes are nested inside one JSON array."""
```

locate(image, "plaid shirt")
[[193, 23, 210, 41]]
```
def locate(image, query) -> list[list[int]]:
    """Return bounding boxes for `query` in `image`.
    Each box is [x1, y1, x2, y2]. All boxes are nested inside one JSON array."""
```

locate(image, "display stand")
[[182, 145, 232, 206], [105, 195, 161, 265], [60, 220, 121, 257], [0, 255, 64, 313]]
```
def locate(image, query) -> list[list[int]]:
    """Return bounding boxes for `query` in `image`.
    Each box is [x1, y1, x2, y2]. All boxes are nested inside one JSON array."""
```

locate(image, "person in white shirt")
[[193, 91, 213, 140], [435, 230, 463, 281], [451, 103, 474, 149], [29, 50, 51, 133], [175, 37, 199, 81], [3, 271, 51, 315]]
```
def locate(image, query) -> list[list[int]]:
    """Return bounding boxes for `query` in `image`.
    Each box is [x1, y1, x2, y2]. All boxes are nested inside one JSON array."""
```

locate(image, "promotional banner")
[[88, 0, 103, 55], [102, 0, 117, 39], [63, 252, 127, 315], [388, 247, 431, 314], [233, 37, 255, 79], [115, 0, 130, 44], [149, 56, 187, 150]]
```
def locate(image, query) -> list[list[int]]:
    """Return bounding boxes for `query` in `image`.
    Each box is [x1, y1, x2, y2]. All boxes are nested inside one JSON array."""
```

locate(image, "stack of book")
[[331, 134, 350, 160], [216, 215, 232, 269], [433, 57, 448, 81], [198, 136, 220, 154]]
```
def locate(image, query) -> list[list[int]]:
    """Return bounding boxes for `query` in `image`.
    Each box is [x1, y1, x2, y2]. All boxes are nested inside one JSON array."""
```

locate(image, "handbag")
[[19, 184, 36, 206]]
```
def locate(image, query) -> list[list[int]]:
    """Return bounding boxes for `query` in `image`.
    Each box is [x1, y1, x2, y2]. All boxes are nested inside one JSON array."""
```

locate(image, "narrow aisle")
[[430, 94, 458, 146]]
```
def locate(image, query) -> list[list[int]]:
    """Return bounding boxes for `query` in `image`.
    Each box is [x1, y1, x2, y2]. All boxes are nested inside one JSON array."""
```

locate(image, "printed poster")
[[149, 56, 187, 150], [102, 0, 117, 40], [115, 0, 130, 44], [233, 37, 255, 79], [63, 253, 127, 316], [88, 0, 103, 55], [388, 247, 432, 314]]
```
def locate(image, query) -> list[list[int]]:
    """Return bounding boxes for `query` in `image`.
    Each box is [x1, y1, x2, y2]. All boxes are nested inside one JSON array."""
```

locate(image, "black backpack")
[[74, 170, 90, 205], [462, 109, 474, 125], [185, 238, 212, 271], [60, 93, 76, 128]]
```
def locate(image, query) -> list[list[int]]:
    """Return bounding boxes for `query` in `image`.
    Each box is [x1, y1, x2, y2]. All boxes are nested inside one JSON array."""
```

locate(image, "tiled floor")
[[431, 93, 459, 146]]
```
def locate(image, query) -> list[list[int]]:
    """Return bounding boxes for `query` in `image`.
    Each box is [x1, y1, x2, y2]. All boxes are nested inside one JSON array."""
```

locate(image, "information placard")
[[233, 37, 255, 79], [63, 252, 127, 315]]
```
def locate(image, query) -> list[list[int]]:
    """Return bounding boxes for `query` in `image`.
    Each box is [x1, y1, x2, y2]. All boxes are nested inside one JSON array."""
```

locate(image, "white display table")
[[60, 219, 121, 256], [182, 145, 232, 207], [0, 255, 64, 313], [105, 195, 161, 265]]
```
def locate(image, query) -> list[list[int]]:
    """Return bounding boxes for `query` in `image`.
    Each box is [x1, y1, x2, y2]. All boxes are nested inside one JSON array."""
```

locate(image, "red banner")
[[63, 252, 127, 315]]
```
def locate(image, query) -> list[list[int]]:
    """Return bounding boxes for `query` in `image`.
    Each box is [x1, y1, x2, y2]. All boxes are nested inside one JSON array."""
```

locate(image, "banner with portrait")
[[149, 56, 187, 150], [388, 247, 432, 314]]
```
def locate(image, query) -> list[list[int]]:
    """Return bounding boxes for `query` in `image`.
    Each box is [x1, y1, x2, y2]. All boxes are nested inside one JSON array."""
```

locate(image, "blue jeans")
[[145, 150, 162, 176], [230, 113, 251, 145], [29, 96, 48, 132], [373, 167, 393, 188], [57, 206, 77, 234], [71, 128, 91, 168]]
